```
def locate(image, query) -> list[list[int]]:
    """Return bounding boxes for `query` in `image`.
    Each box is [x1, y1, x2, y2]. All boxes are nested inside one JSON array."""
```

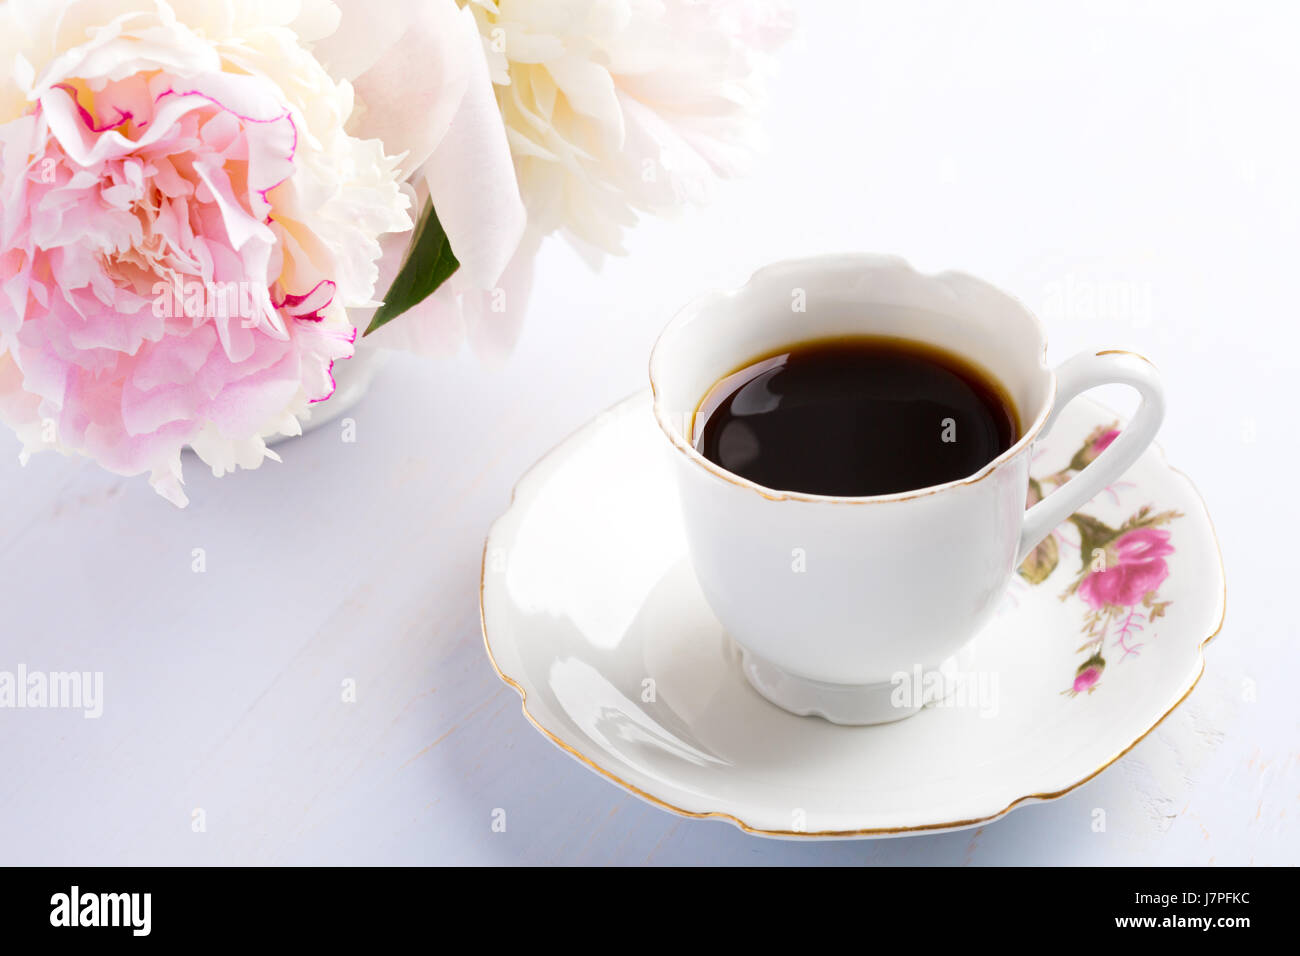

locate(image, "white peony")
[[460, 0, 795, 255]]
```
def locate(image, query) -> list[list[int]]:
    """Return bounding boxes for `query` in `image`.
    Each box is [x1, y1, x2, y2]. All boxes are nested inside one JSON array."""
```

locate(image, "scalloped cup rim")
[[648, 253, 1055, 504]]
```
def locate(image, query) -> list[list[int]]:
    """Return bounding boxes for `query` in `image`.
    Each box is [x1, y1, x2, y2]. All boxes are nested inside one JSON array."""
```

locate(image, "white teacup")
[[649, 254, 1164, 724]]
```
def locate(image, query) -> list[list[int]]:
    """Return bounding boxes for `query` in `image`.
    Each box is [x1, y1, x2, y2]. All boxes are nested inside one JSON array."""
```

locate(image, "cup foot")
[[738, 647, 966, 725]]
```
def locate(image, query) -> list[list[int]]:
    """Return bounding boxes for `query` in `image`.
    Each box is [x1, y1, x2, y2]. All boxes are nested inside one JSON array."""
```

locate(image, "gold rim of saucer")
[[479, 391, 1226, 838]]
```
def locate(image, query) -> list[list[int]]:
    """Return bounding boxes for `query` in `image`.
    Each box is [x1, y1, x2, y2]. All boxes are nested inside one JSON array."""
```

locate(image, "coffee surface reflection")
[[694, 336, 1019, 497]]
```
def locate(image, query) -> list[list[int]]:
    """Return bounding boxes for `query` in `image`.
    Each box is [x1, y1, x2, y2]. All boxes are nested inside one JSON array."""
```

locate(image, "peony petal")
[[463, 227, 541, 362], [363, 278, 466, 357], [545, 56, 625, 148], [346, 0, 471, 180], [310, 0, 431, 82], [418, 7, 525, 291], [193, 159, 277, 252]]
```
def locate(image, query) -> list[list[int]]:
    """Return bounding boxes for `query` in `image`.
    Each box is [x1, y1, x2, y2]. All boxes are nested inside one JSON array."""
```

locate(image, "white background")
[[1, 1, 1295, 864]]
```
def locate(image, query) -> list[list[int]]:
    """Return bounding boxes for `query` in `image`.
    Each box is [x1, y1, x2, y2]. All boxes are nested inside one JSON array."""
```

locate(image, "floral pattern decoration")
[[1017, 424, 1182, 696]]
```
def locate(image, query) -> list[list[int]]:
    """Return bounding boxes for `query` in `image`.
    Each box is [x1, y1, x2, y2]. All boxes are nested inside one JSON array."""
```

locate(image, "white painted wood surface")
[[0, 2, 1294, 865]]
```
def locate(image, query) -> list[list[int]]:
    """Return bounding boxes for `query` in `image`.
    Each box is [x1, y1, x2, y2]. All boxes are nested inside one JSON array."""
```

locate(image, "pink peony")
[[0, 0, 523, 504], [1077, 527, 1173, 609]]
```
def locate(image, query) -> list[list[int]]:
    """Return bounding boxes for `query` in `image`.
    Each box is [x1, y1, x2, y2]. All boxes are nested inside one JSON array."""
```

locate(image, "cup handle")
[[1016, 350, 1165, 565]]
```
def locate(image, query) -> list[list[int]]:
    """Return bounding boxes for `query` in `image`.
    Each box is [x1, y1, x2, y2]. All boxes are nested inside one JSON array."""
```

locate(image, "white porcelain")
[[480, 391, 1224, 837], [649, 255, 1165, 723]]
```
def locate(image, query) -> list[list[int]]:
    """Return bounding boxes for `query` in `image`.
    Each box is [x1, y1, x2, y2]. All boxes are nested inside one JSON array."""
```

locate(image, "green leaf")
[[1068, 512, 1118, 570], [1018, 532, 1060, 585], [364, 199, 459, 336]]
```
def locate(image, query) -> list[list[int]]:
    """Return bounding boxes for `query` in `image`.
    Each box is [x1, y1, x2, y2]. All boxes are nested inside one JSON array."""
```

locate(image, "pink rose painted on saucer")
[[1016, 421, 1182, 696], [1068, 423, 1121, 470], [1071, 654, 1106, 696], [1077, 527, 1173, 610]]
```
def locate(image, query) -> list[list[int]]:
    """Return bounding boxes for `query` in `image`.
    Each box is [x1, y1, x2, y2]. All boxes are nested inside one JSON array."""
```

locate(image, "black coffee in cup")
[[693, 336, 1019, 497]]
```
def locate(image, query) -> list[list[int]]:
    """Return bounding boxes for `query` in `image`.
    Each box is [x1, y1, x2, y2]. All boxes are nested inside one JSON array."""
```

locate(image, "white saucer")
[[480, 391, 1225, 838]]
